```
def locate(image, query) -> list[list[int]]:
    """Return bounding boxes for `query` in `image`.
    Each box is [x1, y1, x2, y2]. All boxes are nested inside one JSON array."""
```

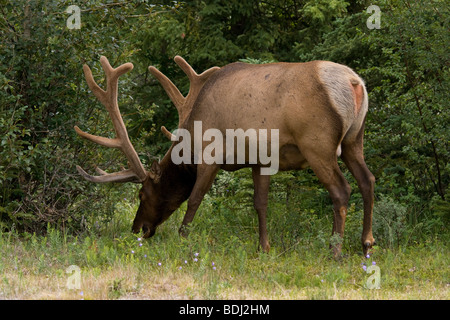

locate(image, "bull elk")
[[75, 55, 375, 258]]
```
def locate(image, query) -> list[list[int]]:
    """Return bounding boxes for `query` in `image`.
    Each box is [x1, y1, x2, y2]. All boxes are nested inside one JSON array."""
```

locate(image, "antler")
[[75, 56, 151, 183], [149, 56, 220, 136]]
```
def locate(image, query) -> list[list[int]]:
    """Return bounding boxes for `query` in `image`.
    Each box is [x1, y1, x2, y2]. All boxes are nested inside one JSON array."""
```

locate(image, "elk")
[[75, 55, 375, 258]]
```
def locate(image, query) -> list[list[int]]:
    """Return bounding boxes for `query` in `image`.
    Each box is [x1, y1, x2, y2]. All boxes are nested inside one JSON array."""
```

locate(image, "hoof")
[[330, 244, 343, 260], [178, 225, 189, 238], [260, 242, 270, 253], [362, 238, 376, 255]]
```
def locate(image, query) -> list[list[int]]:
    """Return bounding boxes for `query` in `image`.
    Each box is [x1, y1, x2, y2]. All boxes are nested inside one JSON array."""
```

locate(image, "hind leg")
[[341, 136, 375, 256], [341, 122, 375, 255], [300, 146, 351, 258]]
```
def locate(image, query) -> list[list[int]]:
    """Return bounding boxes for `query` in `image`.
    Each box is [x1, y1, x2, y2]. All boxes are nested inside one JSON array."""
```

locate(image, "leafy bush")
[[372, 195, 407, 248]]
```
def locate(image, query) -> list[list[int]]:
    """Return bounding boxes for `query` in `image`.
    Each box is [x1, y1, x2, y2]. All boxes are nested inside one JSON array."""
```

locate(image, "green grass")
[[0, 195, 448, 300]]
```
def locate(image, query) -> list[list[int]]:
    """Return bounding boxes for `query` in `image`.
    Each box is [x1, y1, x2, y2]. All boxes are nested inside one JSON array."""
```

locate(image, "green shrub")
[[373, 195, 407, 248]]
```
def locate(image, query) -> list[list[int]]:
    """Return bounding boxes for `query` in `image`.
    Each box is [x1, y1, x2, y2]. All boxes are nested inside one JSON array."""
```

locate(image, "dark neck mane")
[[159, 146, 197, 206]]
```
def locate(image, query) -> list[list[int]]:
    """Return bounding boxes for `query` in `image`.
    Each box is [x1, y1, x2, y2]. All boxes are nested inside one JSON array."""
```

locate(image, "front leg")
[[179, 164, 220, 237]]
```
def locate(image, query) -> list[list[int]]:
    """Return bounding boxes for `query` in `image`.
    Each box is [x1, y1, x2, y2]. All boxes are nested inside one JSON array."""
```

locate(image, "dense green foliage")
[[0, 0, 448, 250]]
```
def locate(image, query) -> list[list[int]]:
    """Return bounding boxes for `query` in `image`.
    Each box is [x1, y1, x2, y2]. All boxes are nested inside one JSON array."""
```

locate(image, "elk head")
[[75, 56, 218, 238]]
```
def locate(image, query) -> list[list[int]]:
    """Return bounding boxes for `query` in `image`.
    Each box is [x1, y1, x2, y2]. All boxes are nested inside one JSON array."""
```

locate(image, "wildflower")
[[213, 266, 216, 270], [139, 243, 143, 247], [131, 250, 135, 254], [184, 260, 188, 264], [212, 262, 215, 266], [158, 262, 161, 266], [179, 266, 182, 270], [366, 254, 370, 259], [194, 258, 198, 262], [372, 261, 376, 265], [194, 253, 199, 257], [144, 254, 147, 258], [362, 265, 367, 271], [137, 238, 142, 242]]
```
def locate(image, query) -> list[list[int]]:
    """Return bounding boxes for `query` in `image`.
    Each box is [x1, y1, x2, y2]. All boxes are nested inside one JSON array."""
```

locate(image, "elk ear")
[[149, 160, 161, 183]]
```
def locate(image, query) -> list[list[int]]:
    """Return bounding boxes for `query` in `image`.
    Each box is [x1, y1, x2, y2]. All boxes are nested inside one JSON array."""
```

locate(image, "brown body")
[[75, 56, 375, 258]]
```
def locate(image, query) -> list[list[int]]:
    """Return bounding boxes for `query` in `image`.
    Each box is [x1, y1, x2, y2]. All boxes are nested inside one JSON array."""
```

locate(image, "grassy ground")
[[0, 196, 448, 300]]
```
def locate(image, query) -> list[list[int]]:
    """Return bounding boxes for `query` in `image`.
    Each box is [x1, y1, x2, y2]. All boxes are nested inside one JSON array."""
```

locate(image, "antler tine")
[[75, 56, 150, 183], [76, 165, 140, 183], [173, 56, 220, 87], [148, 65, 185, 111], [149, 56, 220, 140], [161, 126, 176, 141]]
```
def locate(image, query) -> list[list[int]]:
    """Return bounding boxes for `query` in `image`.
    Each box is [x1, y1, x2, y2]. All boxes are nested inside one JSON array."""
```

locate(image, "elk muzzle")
[[131, 220, 156, 238]]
